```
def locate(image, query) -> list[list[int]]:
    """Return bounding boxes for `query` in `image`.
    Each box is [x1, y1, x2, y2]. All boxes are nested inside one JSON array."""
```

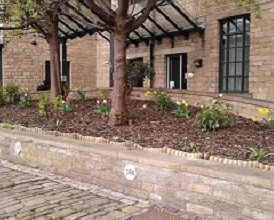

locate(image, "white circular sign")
[[14, 142, 22, 154], [123, 164, 136, 181]]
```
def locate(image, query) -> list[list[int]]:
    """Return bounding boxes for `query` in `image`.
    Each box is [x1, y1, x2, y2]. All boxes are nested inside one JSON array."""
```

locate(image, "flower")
[[251, 116, 259, 122], [185, 103, 189, 107], [268, 117, 274, 122], [75, 87, 79, 91], [103, 99, 107, 104], [176, 101, 181, 105], [212, 99, 218, 104], [97, 100, 101, 104], [219, 94, 223, 98], [258, 108, 270, 116], [145, 91, 150, 97], [146, 79, 151, 87], [142, 104, 147, 109], [200, 105, 204, 109], [182, 100, 186, 104], [61, 100, 66, 104], [154, 91, 157, 95]]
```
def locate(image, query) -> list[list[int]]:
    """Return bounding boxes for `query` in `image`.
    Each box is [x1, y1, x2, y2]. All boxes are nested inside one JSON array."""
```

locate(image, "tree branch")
[[128, 0, 156, 32], [83, 0, 115, 25]]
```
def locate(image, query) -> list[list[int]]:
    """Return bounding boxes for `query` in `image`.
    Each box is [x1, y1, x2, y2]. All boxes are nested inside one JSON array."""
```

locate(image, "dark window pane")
[[236, 63, 243, 75], [245, 32, 250, 45], [229, 48, 236, 62], [236, 34, 243, 47], [245, 47, 250, 61], [244, 62, 250, 76], [229, 36, 236, 47], [223, 78, 227, 91], [229, 63, 235, 75], [236, 48, 243, 62], [235, 78, 242, 91], [228, 78, 235, 91]]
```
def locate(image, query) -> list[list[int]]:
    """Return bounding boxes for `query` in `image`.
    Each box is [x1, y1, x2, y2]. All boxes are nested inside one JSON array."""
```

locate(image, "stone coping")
[[0, 127, 274, 192]]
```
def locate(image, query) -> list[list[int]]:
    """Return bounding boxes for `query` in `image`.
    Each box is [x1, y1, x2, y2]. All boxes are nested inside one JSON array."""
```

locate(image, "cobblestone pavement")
[[0, 160, 150, 220]]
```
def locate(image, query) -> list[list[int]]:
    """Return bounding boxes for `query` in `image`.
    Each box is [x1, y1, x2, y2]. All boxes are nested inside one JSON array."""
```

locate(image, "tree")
[[1, 0, 62, 99]]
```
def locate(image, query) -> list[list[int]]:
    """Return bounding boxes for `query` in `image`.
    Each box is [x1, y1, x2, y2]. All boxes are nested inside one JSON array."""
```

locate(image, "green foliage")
[[52, 95, 63, 110], [131, 133, 142, 144], [0, 85, 5, 106], [18, 100, 30, 109], [2, 123, 14, 130], [60, 100, 74, 113], [95, 99, 111, 118], [153, 91, 173, 112], [254, 108, 274, 133], [61, 82, 70, 100], [38, 93, 50, 117], [18, 87, 31, 109], [51, 119, 62, 131], [76, 89, 86, 102], [4, 83, 20, 103], [172, 100, 189, 118], [249, 148, 268, 161], [183, 142, 201, 153], [194, 96, 237, 132], [126, 62, 155, 88]]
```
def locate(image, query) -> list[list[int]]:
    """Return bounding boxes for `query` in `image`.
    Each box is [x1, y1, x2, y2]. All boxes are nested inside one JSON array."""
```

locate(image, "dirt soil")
[[130, 208, 186, 220], [0, 99, 273, 165]]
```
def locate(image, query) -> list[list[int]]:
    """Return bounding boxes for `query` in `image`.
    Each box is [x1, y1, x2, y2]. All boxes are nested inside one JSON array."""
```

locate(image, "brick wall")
[[0, 128, 274, 219]]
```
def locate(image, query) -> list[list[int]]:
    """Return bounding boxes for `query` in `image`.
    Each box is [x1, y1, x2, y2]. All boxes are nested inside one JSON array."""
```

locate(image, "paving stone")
[[122, 206, 141, 215], [0, 162, 148, 220], [47, 208, 76, 219]]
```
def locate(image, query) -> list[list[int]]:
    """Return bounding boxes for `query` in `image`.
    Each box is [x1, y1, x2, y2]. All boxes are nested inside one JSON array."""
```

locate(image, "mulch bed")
[[0, 99, 273, 165]]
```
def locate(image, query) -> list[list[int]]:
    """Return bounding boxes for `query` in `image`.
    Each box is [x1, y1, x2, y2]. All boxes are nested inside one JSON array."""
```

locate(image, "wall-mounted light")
[[194, 59, 203, 68], [30, 34, 37, 46]]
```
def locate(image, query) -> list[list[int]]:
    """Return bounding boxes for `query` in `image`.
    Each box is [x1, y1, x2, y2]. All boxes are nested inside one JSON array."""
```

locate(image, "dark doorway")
[[166, 54, 187, 89], [129, 57, 144, 87]]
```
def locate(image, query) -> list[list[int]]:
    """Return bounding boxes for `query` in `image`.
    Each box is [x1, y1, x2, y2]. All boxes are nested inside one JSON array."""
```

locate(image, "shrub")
[[38, 93, 50, 117], [5, 83, 20, 103], [153, 91, 173, 112], [172, 100, 189, 118], [249, 148, 268, 161], [61, 82, 70, 100], [76, 88, 86, 102], [252, 108, 274, 132], [0, 85, 4, 106], [194, 95, 237, 132], [60, 98, 74, 113], [18, 87, 31, 109], [95, 99, 111, 118]]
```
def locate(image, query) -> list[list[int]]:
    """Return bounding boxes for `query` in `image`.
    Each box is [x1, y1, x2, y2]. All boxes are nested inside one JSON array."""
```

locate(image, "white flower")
[[176, 101, 181, 105], [200, 105, 204, 109], [182, 100, 186, 104], [219, 94, 223, 97], [103, 100, 107, 104], [212, 99, 217, 104], [97, 100, 100, 104]]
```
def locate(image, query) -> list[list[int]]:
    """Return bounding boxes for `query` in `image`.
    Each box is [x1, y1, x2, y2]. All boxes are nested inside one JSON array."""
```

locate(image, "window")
[[220, 15, 250, 93], [166, 54, 187, 89]]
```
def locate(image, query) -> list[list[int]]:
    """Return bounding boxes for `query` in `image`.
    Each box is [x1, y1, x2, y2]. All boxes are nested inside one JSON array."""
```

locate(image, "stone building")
[[1, 0, 274, 117]]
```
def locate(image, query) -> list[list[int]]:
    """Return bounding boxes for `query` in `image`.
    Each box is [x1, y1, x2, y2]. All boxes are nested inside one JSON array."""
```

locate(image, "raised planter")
[[0, 128, 274, 219]]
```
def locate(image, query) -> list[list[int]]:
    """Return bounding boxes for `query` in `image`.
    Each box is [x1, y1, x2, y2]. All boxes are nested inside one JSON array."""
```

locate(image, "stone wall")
[[0, 128, 273, 219], [2, 33, 49, 92]]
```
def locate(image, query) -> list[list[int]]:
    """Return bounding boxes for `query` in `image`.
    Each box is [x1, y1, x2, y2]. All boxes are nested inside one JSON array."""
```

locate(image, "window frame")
[[219, 14, 250, 93]]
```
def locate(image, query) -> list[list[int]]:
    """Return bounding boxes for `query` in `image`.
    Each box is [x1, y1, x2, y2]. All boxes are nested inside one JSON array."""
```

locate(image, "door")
[[167, 54, 187, 89]]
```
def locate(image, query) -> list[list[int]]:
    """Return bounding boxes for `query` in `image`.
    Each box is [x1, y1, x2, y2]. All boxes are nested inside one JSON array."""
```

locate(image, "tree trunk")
[[108, 32, 128, 126], [45, 14, 61, 100]]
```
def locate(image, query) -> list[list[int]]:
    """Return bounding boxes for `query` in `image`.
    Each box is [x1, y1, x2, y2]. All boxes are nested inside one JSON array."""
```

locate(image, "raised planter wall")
[[0, 128, 274, 219]]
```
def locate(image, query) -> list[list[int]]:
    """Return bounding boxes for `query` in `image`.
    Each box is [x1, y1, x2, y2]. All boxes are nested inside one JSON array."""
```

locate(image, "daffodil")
[[182, 100, 186, 104], [258, 108, 270, 116], [176, 101, 181, 105], [103, 99, 107, 104], [142, 104, 147, 109], [154, 91, 157, 95], [146, 79, 151, 87], [268, 117, 274, 122], [75, 87, 79, 91], [251, 116, 259, 122], [185, 103, 189, 107], [219, 94, 223, 98]]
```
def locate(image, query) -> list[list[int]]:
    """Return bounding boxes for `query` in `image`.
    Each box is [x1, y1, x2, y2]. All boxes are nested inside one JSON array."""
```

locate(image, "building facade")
[[1, 0, 274, 117]]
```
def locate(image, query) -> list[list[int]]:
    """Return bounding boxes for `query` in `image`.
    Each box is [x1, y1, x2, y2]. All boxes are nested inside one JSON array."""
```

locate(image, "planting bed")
[[0, 99, 273, 165]]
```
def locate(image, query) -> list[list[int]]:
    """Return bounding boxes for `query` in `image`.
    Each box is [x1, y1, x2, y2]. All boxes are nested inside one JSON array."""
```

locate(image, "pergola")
[[55, 0, 205, 86]]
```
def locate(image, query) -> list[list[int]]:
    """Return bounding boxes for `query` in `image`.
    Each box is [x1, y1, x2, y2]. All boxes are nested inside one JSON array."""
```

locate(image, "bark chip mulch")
[[0, 99, 273, 165]]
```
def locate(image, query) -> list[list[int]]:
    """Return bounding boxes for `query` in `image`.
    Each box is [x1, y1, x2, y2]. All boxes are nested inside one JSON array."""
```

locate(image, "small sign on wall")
[[123, 164, 136, 181], [14, 142, 21, 155]]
